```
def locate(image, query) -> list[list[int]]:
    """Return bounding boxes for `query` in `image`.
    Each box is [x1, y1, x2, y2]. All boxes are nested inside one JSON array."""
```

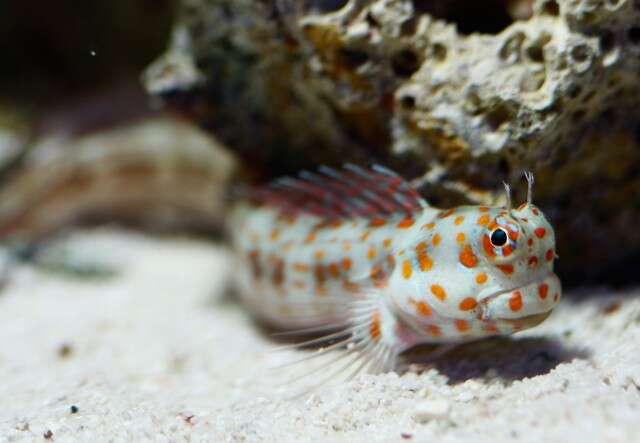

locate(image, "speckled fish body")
[[231, 165, 561, 371]]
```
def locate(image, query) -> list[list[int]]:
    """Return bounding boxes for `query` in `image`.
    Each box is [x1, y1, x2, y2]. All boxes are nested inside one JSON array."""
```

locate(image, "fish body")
[[231, 165, 561, 372]]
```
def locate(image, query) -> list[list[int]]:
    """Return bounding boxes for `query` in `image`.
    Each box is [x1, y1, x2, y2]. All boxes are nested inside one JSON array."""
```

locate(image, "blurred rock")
[[145, 0, 640, 282]]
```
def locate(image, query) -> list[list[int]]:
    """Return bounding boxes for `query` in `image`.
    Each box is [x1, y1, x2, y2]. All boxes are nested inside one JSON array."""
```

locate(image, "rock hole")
[[570, 44, 590, 62], [567, 84, 582, 99], [526, 45, 544, 63], [599, 31, 616, 54], [400, 16, 418, 35], [391, 49, 420, 77], [337, 48, 369, 68], [432, 43, 447, 61], [499, 32, 526, 63], [525, 33, 551, 63], [366, 11, 381, 28], [541, 0, 560, 16], [399, 94, 416, 109], [486, 104, 512, 130], [412, 0, 515, 35], [498, 158, 510, 176], [307, 0, 349, 13], [628, 27, 640, 44]]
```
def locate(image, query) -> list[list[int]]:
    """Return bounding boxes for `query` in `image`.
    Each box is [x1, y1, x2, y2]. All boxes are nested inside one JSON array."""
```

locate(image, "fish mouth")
[[478, 272, 561, 324], [499, 311, 551, 329]]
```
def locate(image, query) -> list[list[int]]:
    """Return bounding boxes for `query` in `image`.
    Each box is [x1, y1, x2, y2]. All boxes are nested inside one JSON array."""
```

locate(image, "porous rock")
[[145, 0, 640, 281]]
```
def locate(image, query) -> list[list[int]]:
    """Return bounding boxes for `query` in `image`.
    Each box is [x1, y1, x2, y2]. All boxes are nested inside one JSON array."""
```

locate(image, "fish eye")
[[490, 227, 509, 247]]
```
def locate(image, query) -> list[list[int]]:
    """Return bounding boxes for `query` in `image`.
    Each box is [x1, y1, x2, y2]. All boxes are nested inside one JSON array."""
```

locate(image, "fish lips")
[[478, 273, 562, 325]]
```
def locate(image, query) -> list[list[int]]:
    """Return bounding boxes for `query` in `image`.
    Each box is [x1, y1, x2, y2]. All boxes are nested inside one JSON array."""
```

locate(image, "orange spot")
[[426, 324, 441, 337], [454, 215, 465, 225], [314, 249, 325, 260], [416, 241, 427, 253], [508, 230, 519, 241], [314, 264, 326, 285], [423, 222, 435, 230], [459, 297, 478, 311], [370, 266, 386, 286], [456, 232, 466, 243], [538, 283, 549, 299], [479, 206, 490, 212], [527, 238, 533, 247], [528, 256, 539, 267], [367, 245, 377, 260], [370, 311, 381, 339], [534, 227, 546, 238], [546, 249, 554, 261], [483, 324, 498, 333], [432, 233, 441, 246], [509, 291, 523, 311], [292, 280, 306, 289], [293, 262, 310, 272], [502, 245, 514, 256], [369, 217, 386, 227], [328, 220, 343, 229], [409, 298, 433, 316], [248, 249, 262, 280], [270, 228, 280, 241], [272, 259, 285, 287], [497, 264, 514, 275], [402, 260, 413, 279], [438, 209, 455, 218], [454, 319, 470, 332], [476, 272, 488, 284], [418, 252, 433, 271], [360, 231, 370, 241], [387, 254, 396, 267], [459, 244, 478, 268], [305, 232, 316, 243], [328, 263, 340, 278], [343, 240, 352, 251], [483, 234, 496, 256], [398, 217, 415, 228], [341, 257, 352, 271], [477, 214, 491, 226], [383, 238, 392, 248], [431, 284, 446, 301], [342, 279, 359, 292]]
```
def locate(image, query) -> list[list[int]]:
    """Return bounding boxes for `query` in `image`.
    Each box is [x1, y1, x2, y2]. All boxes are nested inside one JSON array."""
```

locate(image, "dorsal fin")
[[253, 164, 427, 219]]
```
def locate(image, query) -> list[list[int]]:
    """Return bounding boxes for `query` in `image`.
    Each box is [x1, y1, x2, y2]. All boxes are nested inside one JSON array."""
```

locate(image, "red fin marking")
[[252, 164, 426, 219]]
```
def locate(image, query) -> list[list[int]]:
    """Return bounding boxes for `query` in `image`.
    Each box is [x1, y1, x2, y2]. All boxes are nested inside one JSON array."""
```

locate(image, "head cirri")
[[389, 172, 561, 342]]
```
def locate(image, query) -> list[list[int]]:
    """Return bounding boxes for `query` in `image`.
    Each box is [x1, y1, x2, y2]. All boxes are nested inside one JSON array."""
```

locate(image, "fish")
[[230, 164, 561, 377]]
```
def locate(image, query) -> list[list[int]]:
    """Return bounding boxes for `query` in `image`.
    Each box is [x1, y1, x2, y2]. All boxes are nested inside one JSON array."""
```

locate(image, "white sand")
[[0, 228, 639, 442]]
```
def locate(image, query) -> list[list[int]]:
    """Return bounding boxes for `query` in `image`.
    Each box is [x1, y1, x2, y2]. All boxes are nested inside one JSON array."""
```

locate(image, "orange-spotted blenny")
[[230, 165, 561, 376]]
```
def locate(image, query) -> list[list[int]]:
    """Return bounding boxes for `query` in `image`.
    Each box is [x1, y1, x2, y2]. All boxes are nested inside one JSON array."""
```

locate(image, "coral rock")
[[145, 0, 640, 281]]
